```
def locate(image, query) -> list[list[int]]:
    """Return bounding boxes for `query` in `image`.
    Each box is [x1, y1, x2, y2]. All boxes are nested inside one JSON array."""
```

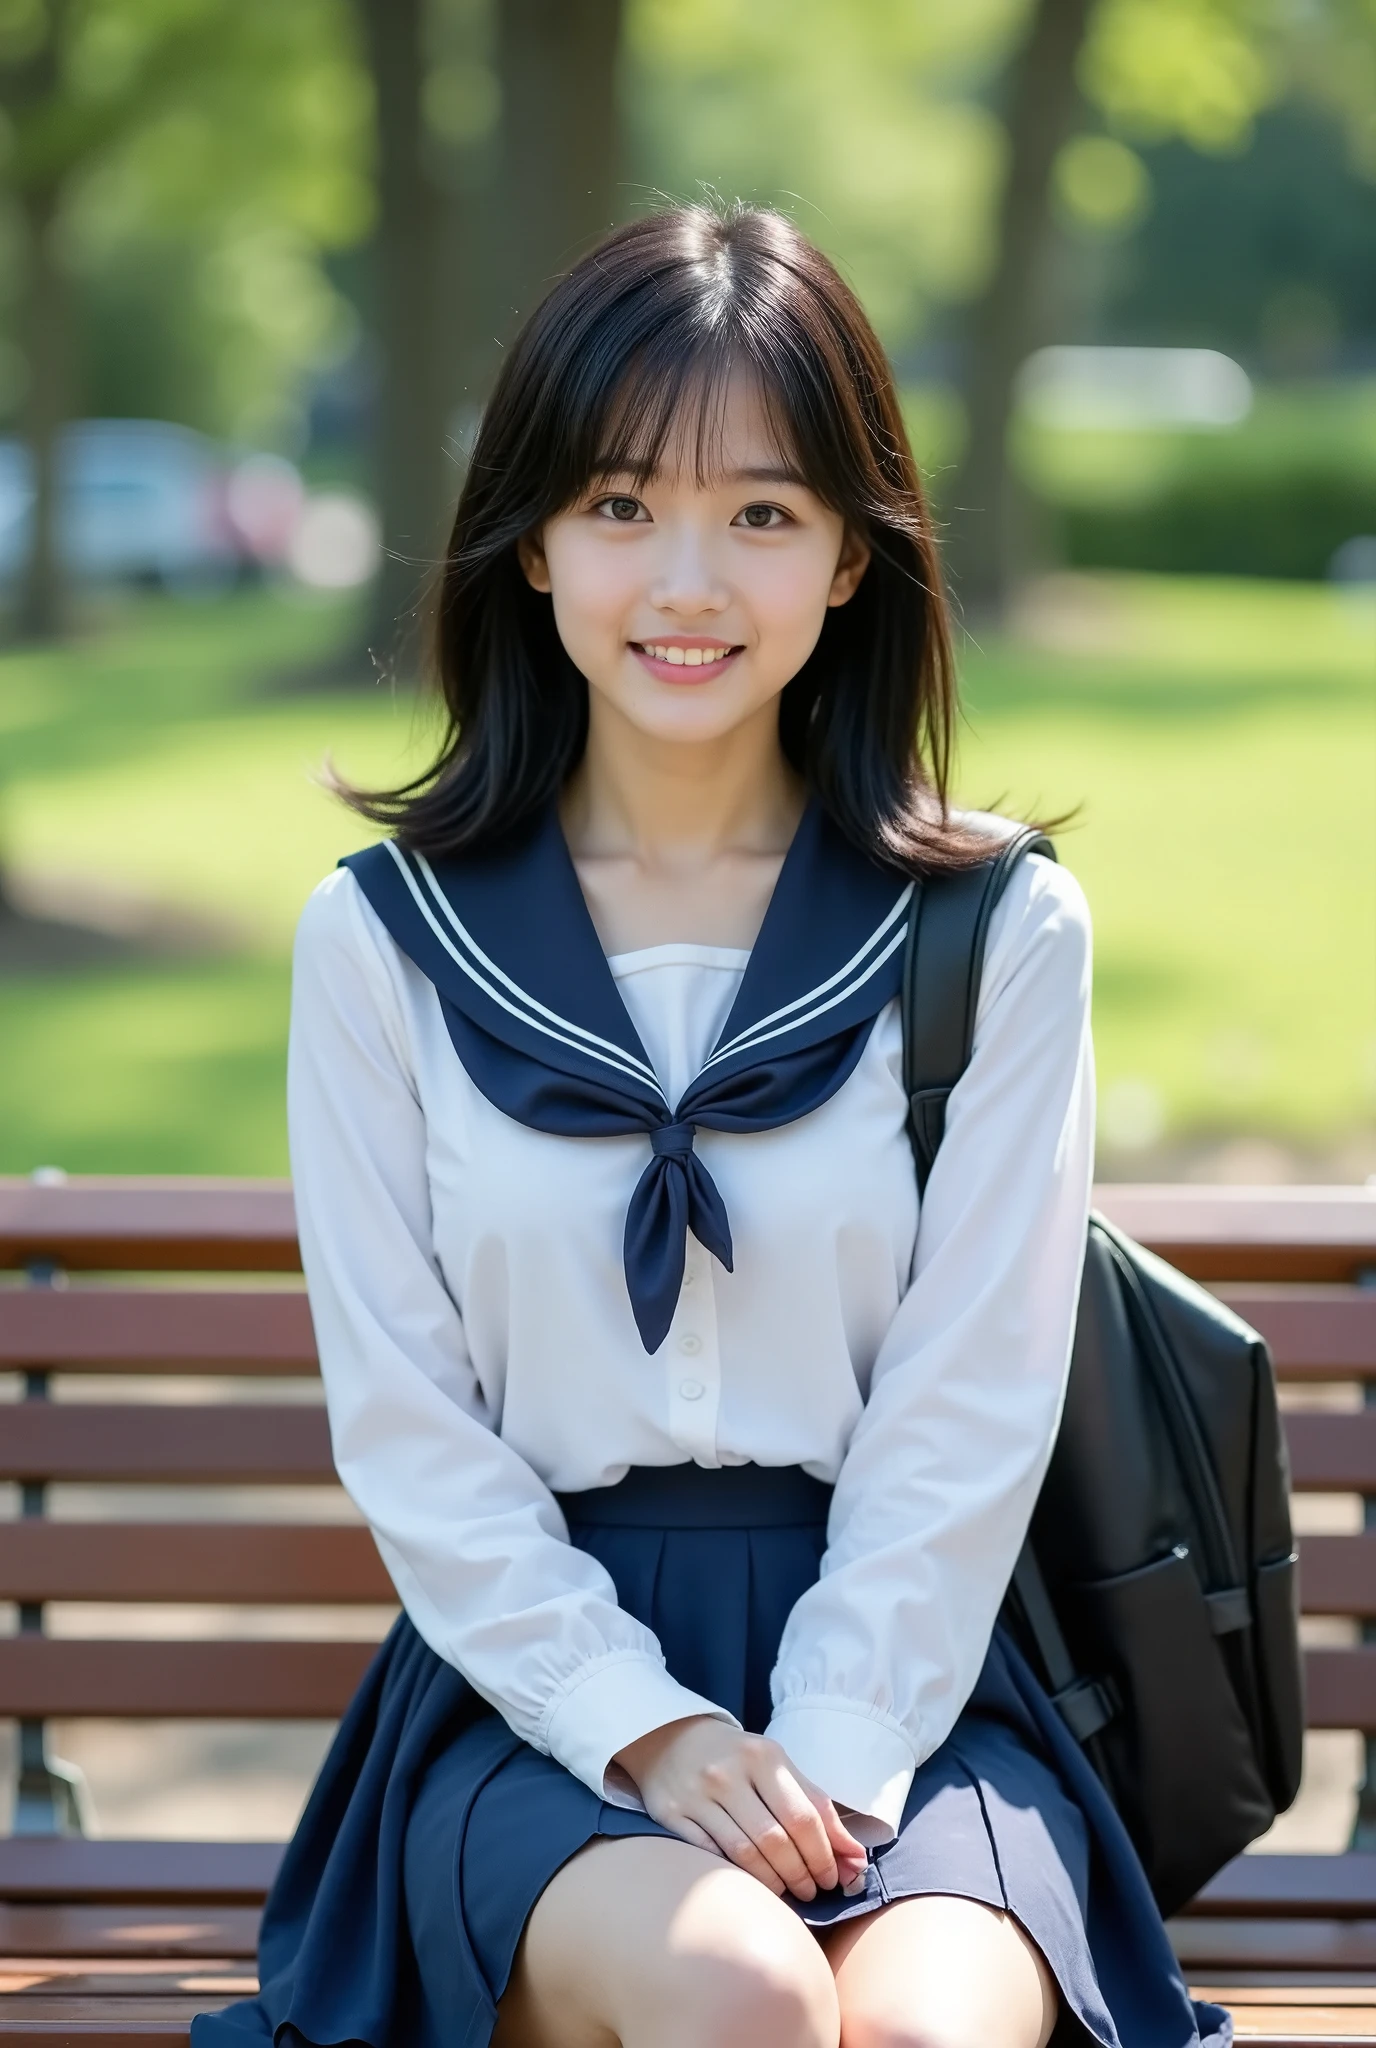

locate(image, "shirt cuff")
[[765, 1700, 917, 1846], [543, 1653, 738, 1810]]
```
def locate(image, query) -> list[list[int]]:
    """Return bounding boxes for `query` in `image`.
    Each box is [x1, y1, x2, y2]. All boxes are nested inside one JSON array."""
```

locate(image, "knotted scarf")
[[342, 801, 911, 1352]]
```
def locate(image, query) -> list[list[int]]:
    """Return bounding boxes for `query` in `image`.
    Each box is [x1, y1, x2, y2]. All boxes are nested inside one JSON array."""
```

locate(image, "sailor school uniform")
[[191, 801, 1231, 2048]]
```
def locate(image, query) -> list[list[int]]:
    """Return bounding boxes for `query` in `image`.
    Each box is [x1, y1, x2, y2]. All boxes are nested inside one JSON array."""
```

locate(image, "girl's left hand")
[[612, 1715, 869, 1901]]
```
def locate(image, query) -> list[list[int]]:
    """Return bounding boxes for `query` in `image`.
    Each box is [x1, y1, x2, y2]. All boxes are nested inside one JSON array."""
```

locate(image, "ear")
[[827, 526, 871, 608], [517, 528, 552, 593]]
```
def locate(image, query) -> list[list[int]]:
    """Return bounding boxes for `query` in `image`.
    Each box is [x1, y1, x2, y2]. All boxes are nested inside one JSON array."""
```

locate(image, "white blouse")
[[287, 848, 1095, 1842]]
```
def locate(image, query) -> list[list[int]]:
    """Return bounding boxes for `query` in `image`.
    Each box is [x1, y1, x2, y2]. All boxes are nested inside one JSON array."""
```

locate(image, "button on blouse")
[[287, 848, 1095, 1842]]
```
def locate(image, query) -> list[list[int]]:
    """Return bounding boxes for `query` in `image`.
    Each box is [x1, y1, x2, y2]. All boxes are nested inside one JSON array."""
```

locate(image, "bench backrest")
[[1, 1179, 1373, 1770]]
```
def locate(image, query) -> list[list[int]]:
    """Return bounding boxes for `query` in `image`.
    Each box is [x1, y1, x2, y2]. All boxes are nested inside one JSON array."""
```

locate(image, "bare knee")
[[831, 1897, 1056, 2048], [842, 2019, 983, 2048], [841, 1982, 1055, 2048], [664, 1883, 840, 2048], [511, 1837, 839, 2048]]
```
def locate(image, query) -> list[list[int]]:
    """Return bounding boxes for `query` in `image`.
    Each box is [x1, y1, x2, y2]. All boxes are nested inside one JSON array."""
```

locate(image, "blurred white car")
[[0, 420, 300, 588]]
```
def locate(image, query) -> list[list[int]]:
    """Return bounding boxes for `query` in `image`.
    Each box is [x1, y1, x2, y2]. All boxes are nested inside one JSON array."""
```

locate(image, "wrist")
[[614, 1713, 717, 1790]]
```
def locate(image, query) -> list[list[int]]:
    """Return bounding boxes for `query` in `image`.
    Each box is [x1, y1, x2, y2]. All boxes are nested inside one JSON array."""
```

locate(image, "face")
[[517, 373, 870, 748]]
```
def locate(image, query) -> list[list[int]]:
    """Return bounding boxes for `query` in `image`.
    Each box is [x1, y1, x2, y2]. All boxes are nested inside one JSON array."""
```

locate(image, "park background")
[[0, 0, 1373, 1187], [0, 0, 1374, 1850]]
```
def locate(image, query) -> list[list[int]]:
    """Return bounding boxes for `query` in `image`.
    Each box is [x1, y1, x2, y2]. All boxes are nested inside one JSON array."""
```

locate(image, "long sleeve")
[[287, 871, 734, 1804], [764, 853, 1095, 1843]]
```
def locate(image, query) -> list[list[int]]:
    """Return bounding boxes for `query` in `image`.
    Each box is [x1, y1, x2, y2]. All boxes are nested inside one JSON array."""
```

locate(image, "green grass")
[[954, 579, 1376, 1145], [0, 574, 1372, 1174]]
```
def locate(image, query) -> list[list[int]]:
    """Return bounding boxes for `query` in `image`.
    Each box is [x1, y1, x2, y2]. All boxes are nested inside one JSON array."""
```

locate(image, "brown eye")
[[605, 496, 642, 522], [738, 503, 782, 529]]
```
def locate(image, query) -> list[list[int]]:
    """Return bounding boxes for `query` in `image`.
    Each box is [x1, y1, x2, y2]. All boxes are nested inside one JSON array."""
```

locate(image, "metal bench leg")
[[15, 1715, 88, 1835], [1352, 1266, 1376, 1849], [10, 1263, 93, 1838]]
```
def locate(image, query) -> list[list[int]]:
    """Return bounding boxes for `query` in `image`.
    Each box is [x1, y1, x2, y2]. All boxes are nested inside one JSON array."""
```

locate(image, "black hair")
[[343, 201, 999, 874]]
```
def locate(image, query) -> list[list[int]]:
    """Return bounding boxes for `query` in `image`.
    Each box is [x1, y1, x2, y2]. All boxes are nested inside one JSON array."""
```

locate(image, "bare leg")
[[821, 1893, 1058, 2048], [493, 1834, 842, 2048]]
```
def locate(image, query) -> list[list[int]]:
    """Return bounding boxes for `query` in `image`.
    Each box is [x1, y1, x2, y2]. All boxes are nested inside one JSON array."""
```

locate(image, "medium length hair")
[[344, 202, 997, 875]]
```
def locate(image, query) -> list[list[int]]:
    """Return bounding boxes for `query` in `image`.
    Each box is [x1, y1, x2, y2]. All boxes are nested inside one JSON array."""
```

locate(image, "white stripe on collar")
[[702, 881, 913, 1072], [699, 915, 909, 1074], [385, 843, 665, 1096]]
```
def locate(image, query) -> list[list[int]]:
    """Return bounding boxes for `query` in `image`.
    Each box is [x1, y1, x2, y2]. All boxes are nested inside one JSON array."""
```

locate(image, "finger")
[[664, 1813, 728, 1860], [724, 1788, 819, 1899], [755, 1768, 841, 1891], [700, 1808, 789, 1896], [793, 1775, 868, 1881]]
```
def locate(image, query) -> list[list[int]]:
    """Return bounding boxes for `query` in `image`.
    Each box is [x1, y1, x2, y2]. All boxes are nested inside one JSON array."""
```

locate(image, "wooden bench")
[[1, 1175, 1374, 2047]]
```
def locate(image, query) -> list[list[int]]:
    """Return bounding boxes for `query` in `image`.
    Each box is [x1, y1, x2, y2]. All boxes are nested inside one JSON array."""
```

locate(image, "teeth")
[[666, 645, 686, 664], [683, 647, 702, 666], [644, 644, 731, 665]]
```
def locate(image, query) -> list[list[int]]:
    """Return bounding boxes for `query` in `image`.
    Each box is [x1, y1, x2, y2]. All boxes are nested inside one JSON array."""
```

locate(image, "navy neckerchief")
[[342, 801, 912, 1353]]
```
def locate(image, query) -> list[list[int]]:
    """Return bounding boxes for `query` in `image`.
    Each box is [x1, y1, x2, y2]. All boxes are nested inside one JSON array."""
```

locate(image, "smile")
[[631, 641, 741, 674]]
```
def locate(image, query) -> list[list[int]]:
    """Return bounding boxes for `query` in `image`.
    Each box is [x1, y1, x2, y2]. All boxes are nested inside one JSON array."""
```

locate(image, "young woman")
[[194, 206, 1228, 2048]]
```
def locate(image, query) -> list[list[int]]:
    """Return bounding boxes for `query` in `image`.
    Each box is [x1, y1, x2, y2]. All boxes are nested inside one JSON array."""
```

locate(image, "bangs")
[[509, 211, 877, 522], [574, 340, 810, 501]]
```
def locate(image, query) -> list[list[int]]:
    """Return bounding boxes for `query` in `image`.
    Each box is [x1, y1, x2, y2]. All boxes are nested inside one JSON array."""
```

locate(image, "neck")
[[561, 696, 804, 870]]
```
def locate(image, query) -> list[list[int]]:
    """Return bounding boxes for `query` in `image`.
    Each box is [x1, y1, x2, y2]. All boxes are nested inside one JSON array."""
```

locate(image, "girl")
[[195, 205, 1228, 2048]]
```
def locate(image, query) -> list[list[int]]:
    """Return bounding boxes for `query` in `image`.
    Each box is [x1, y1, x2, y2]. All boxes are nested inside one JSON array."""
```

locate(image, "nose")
[[648, 522, 729, 618]]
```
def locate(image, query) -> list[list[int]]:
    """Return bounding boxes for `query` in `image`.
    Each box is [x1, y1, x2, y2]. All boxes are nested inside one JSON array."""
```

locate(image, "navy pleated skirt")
[[192, 1465, 1230, 2048]]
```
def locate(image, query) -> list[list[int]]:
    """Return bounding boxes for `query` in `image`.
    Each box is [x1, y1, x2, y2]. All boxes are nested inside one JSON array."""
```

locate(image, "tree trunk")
[[16, 181, 70, 642], [360, 0, 453, 673], [945, 0, 1096, 623], [495, 0, 624, 336]]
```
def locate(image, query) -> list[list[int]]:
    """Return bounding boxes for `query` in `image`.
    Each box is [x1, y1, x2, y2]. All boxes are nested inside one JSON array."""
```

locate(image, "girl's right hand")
[[612, 1715, 869, 1902]]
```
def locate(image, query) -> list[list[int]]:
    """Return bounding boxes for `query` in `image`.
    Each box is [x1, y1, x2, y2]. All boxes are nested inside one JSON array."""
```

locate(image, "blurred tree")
[[0, 0, 370, 640], [495, 0, 624, 331], [359, 0, 451, 664], [358, 0, 623, 671], [1, 0, 72, 640], [943, 0, 1096, 621]]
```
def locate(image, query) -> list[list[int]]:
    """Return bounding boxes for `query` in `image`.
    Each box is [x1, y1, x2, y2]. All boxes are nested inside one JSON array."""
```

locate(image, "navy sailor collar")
[[342, 800, 911, 1351]]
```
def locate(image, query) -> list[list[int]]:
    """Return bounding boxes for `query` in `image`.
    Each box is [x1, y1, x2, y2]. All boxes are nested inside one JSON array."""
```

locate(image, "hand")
[[613, 1716, 868, 1902]]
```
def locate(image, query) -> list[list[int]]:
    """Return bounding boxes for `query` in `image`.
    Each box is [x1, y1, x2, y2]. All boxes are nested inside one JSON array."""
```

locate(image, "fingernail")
[[842, 1870, 867, 1896]]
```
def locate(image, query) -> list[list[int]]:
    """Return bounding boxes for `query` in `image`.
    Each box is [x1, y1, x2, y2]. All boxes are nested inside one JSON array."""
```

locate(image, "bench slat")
[[1174, 1915, 1376, 1971], [0, 1293, 315, 1373], [1301, 1536, 1376, 1616], [0, 1526, 391, 1604], [5, 1179, 1374, 1280], [1225, 1291, 1376, 1377], [1305, 1651, 1376, 1730], [0, 1183, 299, 1275], [0, 1641, 375, 1719], [0, 1643, 1368, 1728], [1094, 1187, 1376, 1284], [0, 1909, 258, 1961], [1189, 1854, 1376, 1917], [13, 1517, 1368, 1614], [0, 1843, 280, 1907], [0, 1644, 1312, 1728], [0, 1992, 225, 2044], [0, 1406, 335, 1484], [1286, 1413, 1376, 1491]]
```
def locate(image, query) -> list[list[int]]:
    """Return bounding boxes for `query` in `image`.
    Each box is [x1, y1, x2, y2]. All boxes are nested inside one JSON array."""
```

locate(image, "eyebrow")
[[589, 461, 810, 489]]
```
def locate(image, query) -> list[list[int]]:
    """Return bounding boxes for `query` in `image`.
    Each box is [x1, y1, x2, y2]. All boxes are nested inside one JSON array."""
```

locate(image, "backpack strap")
[[899, 824, 1118, 1751], [901, 825, 1055, 1194]]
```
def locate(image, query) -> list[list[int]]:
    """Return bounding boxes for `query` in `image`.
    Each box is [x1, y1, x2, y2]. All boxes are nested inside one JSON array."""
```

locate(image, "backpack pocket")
[[1064, 1544, 1275, 1913]]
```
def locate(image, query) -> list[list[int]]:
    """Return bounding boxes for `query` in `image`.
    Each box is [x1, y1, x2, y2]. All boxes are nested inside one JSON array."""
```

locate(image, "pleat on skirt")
[[190, 1464, 1231, 2048]]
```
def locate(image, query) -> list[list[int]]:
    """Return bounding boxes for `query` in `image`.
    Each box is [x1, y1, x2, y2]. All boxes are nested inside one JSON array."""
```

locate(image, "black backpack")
[[901, 825, 1305, 1916]]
